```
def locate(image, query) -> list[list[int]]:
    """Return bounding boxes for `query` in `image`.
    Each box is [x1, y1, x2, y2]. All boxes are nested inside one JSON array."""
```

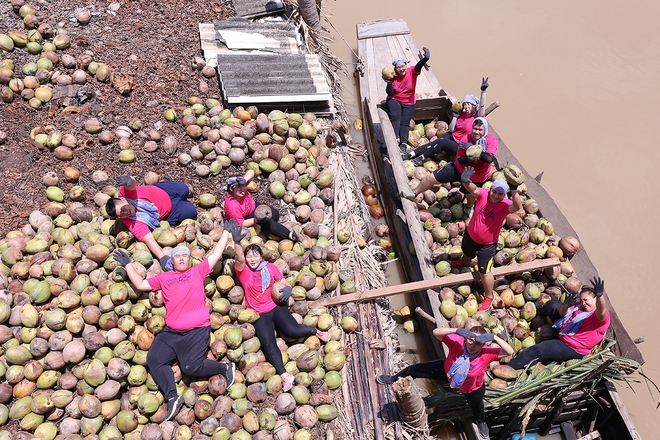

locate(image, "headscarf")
[[553, 304, 595, 336], [392, 57, 407, 66], [447, 345, 480, 388], [491, 179, 510, 194], [463, 94, 480, 115], [223, 176, 246, 192], [472, 117, 489, 152], [170, 246, 191, 257]]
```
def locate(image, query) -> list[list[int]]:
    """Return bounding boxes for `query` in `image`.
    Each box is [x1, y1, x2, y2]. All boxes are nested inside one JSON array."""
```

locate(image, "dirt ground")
[[0, 0, 247, 234]]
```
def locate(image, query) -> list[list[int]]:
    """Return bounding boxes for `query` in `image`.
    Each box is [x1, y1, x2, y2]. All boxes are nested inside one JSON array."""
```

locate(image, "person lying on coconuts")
[[227, 220, 329, 392], [223, 170, 304, 242], [384, 47, 430, 150], [113, 228, 236, 423], [376, 325, 513, 439], [507, 277, 610, 370], [105, 175, 198, 270], [403, 77, 489, 164], [457, 168, 522, 311], [401, 117, 498, 221]]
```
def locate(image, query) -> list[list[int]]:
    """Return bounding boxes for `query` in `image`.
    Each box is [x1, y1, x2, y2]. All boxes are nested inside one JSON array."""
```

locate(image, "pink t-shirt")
[[235, 263, 283, 314], [443, 333, 501, 394], [224, 193, 256, 227], [467, 188, 512, 245], [118, 186, 172, 240], [452, 113, 476, 143], [147, 259, 211, 330], [454, 133, 498, 183], [559, 307, 610, 355], [389, 66, 420, 105]]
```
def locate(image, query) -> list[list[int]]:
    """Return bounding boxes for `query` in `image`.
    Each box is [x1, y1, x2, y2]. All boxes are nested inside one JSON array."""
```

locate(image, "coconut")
[[559, 236, 580, 257]]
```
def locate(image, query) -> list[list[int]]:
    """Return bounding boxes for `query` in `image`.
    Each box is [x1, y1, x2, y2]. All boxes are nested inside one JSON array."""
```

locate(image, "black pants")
[[507, 300, 583, 369], [393, 360, 486, 425], [147, 326, 228, 400], [413, 132, 459, 158], [386, 98, 415, 145], [253, 305, 317, 374], [248, 203, 290, 240]]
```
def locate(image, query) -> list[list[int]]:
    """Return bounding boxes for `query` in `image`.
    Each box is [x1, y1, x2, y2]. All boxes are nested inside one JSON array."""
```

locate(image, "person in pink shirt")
[[105, 175, 198, 270], [508, 277, 610, 370], [384, 47, 430, 149], [114, 229, 234, 423], [223, 170, 303, 242], [458, 168, 522, 310], [377, 325, 513, 439], [226, 220, 328, 392], [403, 78, 489, 165]]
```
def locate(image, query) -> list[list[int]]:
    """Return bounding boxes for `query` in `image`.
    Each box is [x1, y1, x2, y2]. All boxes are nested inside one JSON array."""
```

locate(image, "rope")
[[322, 14, 365, 77]]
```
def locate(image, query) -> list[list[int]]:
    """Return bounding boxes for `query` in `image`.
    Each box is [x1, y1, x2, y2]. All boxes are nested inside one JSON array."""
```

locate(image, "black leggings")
[[412, 132, 459, 158], [386, 98, 415, 145], [147, 326, 228, 400], [507, 300, 583, 369], [253, 305, 317, 374], [393, 360, 486, 424], [247, 203, 290, 240]]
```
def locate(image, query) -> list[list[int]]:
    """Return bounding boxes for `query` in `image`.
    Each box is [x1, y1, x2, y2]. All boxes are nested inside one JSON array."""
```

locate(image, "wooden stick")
[[415, 306, 436, 324], [576, 432, 601, 440], [485, 101, 500, 116], [311, 258, 560, 307]]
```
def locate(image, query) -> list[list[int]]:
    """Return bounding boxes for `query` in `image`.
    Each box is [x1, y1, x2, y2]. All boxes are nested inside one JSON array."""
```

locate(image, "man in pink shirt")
[[114, 228, 234, 422], [105, 175, 198, 270]]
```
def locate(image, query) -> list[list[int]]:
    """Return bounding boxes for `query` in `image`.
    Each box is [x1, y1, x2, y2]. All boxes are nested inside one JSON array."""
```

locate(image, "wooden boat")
[[355, 18, 643, 440]]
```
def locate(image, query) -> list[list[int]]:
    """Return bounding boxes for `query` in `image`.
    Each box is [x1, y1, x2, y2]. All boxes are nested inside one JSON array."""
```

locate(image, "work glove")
[[278, 285, 292, 303], [224, 219, 249, 242], [456, 328, 476, 339], [422, 47, 430, 59], [159, 255, 173, 271], [458, 142, 471, 150], [590, 276, 605, 297], [113, 249, 131, 266], [476, 333, 496, 344], [461, 166, 476, 184], [481, 77, 489, 91], [116, 175, 133, 187]]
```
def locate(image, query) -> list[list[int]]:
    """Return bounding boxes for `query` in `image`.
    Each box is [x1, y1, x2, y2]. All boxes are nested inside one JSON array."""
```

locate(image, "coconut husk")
[[392, 376, 429, 431]]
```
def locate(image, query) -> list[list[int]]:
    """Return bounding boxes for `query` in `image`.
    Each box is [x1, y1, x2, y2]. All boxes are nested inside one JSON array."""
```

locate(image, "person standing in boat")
[[507, 277, 610, 370], [459, 168, 522, 310], [384, 47, 430, 150], [403, 78, 489, 165], [223, 170, 303, 242], [376, 325, 513, 439], [401, 117, 498, 220]]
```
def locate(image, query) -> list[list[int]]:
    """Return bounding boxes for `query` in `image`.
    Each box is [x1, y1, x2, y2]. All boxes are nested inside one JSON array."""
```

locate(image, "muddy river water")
[[323, 0, 660, 437]]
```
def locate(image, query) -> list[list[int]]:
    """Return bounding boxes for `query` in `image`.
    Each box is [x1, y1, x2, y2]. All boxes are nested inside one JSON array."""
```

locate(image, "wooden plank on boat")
[[604, 381, 642, 440], [311, 258, 560, 308], [357, 19, 409, 40]]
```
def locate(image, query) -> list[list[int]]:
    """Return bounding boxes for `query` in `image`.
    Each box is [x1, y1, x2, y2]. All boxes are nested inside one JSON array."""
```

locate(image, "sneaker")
[[412, 156, 424, 167], [290, 226, 304, 242], [165, 394, 184, 422], [477, 421, 489, 438], [399, 143, 408, 153], [402, 152, 413, 160], [399, 188, 416, 201], [224, 362, 236, 389], [376, 374, 396, 385], [478, 295, 494, 311]]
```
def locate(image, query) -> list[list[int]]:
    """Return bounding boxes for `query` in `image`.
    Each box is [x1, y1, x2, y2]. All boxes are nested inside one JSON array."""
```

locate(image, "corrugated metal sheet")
[[198, 17, 333, 112], [231, 0, 285, 19]]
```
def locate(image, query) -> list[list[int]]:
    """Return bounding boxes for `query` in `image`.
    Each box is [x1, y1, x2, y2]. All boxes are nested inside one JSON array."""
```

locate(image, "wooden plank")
[[311, 258, 560, 308], [605, 381, 642, 440], [225, 93, 331, 104], [357, 19, 409, 40]]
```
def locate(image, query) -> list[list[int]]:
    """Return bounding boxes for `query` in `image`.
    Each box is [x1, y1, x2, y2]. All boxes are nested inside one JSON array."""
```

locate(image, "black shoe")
[[376, 374, 396, 385], [165, 394, 184, 422], [412, 156, 424, 166], [225, 362, 236, 388], [402, 152, 413, 160], [399, 143, 408, 153], [477, 421, 489, 438]]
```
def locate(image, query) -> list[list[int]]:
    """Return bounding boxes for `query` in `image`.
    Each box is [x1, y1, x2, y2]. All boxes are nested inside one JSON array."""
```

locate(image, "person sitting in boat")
[[376, 325, 514, 439], [507, 277, 610, 370], [105, 175, 198, 270], [401, 117, 498, 219], [226, 220, 329, 392], [403, 78, 489, 166], [459, 170, 522, 310], [223, 170, 303, 242], [384, 47, 430, 150]]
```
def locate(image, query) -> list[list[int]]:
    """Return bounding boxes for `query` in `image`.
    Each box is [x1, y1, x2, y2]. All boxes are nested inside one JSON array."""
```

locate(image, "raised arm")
[[116, 175, 137, 191], [207, 230, 231, 269], [460, 166, 481, 200], [243, 169, 255, 185], [478, 77, 488, 117], [508, 187, 523, 213], [113, 249, 152, 291], [224, 219, 250, 271], [590, 277, 609, 321], [414, 47, 430, 73]]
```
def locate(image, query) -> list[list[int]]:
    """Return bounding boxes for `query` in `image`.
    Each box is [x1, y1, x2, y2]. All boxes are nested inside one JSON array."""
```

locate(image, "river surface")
[[324, 0, 660, 437]]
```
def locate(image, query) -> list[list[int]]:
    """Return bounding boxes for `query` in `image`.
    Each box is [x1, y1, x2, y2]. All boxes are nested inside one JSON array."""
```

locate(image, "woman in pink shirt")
[[227, 221, 328, 392], [508, 278, 610, 369], [384, 47, 430, 149]]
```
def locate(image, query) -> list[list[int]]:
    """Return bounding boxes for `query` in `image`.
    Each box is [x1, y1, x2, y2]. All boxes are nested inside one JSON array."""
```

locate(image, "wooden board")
[[357, 19, 409, 40]]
